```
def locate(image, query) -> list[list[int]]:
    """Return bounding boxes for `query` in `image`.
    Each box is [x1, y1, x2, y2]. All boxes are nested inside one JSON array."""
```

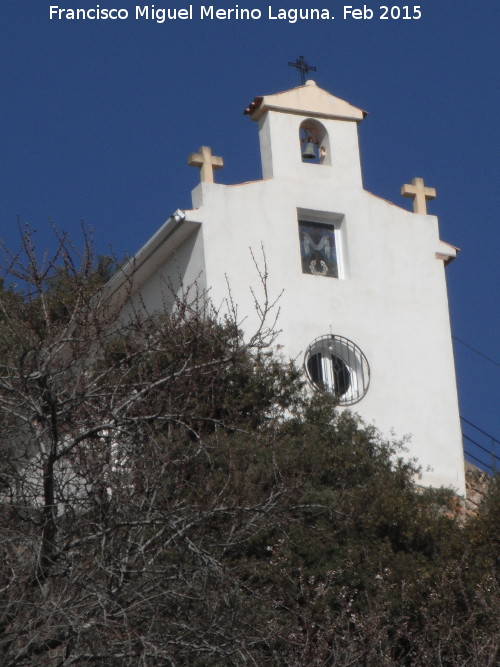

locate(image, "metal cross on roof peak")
[[288, 56, 316, 85]]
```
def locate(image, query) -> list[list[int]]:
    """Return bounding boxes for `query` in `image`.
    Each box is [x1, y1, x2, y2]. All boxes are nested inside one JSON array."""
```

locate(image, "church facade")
[[110, 80, 466, 495]]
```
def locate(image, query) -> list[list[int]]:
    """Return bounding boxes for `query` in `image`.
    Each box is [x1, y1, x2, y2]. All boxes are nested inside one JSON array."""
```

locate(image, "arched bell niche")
[[299, 118, 331, 165]]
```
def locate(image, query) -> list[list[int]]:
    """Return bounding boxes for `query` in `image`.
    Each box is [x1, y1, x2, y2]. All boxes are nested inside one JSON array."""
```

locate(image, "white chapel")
[[110, 79, 466, 495]]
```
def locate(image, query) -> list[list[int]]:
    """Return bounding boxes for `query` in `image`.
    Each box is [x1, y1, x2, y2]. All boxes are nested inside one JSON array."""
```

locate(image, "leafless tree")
[[0, 226, 299, 665]]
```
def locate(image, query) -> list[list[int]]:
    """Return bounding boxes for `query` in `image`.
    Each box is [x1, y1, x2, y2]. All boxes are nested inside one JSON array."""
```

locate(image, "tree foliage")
[[0, 228, 498, 665]]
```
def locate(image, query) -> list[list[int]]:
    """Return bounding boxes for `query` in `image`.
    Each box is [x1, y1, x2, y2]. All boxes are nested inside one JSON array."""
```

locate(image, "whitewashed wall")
[[122, 83, 465, 495]]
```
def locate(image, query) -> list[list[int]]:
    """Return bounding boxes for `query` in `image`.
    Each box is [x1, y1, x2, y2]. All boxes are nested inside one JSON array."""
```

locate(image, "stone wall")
[[464, 461, 491, 516]]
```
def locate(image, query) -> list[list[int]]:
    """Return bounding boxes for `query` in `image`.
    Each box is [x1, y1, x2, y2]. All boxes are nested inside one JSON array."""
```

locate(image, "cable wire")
[[452, 335, 500, 367], [460, 416, 500, 445]]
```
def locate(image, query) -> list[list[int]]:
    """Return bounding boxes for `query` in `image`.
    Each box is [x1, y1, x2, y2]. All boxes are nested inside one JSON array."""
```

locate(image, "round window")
[[305, 335, 370, 405]]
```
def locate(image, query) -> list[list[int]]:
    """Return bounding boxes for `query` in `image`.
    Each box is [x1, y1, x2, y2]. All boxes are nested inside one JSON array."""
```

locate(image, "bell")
[[302, 141, 316, 160]]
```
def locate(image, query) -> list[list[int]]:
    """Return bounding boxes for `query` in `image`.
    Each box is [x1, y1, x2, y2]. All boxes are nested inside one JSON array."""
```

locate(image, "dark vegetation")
[[0, 228, 498, 665]]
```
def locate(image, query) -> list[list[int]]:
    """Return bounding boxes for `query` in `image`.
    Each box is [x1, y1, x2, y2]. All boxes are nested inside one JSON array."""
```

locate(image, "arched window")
[[299, 119, 331, 165]]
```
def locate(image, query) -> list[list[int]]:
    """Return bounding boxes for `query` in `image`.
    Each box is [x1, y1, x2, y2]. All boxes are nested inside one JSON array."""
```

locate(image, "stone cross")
[[188, 146, 224, 184], [401, 177, 436, 214]]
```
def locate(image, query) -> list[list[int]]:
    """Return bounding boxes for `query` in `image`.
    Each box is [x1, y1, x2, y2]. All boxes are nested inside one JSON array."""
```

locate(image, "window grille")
[[305, 334, 370, 405]]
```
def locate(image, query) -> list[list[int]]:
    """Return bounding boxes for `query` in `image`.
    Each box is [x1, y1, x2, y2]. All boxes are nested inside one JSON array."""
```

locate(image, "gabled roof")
[[244, 80, 367, 123]]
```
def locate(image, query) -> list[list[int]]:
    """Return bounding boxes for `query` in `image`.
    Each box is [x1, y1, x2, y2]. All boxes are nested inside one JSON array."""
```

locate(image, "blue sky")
[[1, 1, 498, 470]]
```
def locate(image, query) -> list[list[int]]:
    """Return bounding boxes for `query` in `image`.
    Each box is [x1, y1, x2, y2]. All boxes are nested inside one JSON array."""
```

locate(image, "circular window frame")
[[304, 334, 370, 406]]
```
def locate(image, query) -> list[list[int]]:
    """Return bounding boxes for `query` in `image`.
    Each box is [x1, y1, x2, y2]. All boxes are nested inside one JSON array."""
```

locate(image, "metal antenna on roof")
[[288, 56, 317, 85]]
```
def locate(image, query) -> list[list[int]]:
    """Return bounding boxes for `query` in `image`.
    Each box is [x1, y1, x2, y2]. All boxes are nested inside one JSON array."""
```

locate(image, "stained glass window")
[[298, 220, 338, 278]]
